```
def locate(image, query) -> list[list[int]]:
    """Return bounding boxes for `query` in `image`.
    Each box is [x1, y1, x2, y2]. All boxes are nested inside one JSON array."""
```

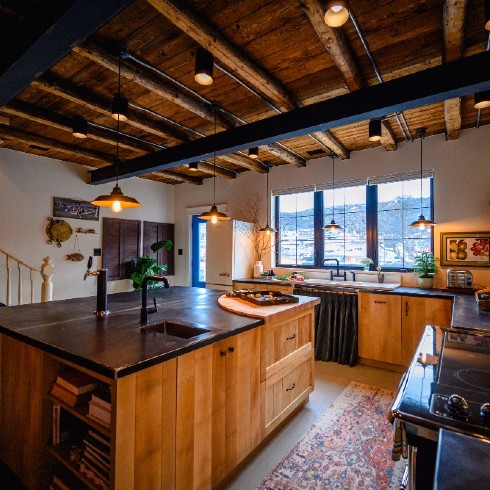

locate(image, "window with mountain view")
[[274, 177, 433, 270]]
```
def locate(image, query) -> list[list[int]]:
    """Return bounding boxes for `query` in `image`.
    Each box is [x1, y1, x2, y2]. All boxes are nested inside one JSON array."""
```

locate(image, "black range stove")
[[391, 325, 490, 489]]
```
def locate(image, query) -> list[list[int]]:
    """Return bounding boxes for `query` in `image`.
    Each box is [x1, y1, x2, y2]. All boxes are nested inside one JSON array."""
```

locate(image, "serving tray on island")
[[231, 289, 299, 306]]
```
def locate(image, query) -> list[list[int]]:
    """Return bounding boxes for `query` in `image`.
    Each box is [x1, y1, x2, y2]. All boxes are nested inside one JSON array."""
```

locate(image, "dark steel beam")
[[90, 51, 490, 184], [0, 0, 134, 107]]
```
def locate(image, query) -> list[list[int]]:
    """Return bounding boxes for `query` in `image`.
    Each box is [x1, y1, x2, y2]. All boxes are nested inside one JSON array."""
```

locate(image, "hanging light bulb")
[[199, 107, 230, 222], [324, 154, 343, 231], [324, 0, 350, 28], [259, 163, 276, 235], [92, 53, 140, 213], [194, 47, 214, 86], [409, 129, 435, 229]]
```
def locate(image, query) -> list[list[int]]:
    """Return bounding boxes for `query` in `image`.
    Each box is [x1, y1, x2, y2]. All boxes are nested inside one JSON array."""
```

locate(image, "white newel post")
[[41, 257, 54, 302]]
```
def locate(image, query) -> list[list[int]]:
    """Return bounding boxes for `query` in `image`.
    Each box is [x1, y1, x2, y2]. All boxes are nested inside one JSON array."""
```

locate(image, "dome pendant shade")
[[325, 219, 342, 231], [259, 224, 276, 235], [194, 48, 214, 85], [199, 204, 230, 223], [474, 90, 490, 109], [368, 119, 382, 141], [324, 0, 350, 27], [111, 94, 128, 122], [409, 214, 436, 230], [91, 184, 141, 213]]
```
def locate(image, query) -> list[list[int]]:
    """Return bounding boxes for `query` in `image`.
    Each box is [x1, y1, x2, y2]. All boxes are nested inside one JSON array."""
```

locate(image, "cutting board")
[[218, 294, 319, 318]]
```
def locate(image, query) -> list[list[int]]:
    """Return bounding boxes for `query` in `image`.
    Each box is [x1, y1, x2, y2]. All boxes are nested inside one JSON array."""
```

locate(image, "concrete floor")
[[225, 360, 403, 490]]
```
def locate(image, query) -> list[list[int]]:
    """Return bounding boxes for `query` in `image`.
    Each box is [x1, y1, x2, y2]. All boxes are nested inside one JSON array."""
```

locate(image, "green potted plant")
[[413, 251, 439, 289], [130, 240, 173, 291], [360, 257, 374, 271]]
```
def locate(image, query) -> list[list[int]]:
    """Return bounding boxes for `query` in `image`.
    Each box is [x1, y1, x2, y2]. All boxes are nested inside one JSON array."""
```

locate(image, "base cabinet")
[[359, 292, 452, 367]]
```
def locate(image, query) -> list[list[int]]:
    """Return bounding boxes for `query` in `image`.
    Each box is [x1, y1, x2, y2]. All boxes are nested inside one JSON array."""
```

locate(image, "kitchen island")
[[0, 287, 320, 489]]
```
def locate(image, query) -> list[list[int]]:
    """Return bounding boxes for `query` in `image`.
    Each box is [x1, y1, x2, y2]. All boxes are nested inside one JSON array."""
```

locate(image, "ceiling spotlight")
[[248, 147, 259, 159], [72, 116, 87, 139], [188, 162, 199, 171], [474, 90, 490, 110], [194, 47, 214, 86], [324, 0, 350, 28], [368, 119, 382, 142], [112, 94, 128, 122]]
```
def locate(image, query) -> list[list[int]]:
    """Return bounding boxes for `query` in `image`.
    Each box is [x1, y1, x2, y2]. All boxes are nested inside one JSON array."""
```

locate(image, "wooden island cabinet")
[[0, 288, 319, 490]]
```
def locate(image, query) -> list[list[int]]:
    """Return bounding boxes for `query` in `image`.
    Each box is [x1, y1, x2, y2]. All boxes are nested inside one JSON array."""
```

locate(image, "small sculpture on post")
[[40, 257, 54, 302]]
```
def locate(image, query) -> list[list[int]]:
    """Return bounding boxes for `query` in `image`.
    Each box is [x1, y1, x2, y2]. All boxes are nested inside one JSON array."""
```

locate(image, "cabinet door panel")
[[359, 293, 402, 364], [401, 296, 452, 366]]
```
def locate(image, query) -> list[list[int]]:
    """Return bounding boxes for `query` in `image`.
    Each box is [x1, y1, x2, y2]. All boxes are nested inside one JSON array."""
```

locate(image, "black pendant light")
[[194, 47, 214, 86], [409, 129, 435, 229], [324, 154, 342, 231], [368, 118, 382, 142], [91, 53, 140, 213], [248, 147, 259, 159], [188, 162, 199, 171], [199, 108, 230, 223], [324, 0, 350, 27], [72, 116, 88, 139], [259, 163, 276, 235], [111, 54, 128, 122]]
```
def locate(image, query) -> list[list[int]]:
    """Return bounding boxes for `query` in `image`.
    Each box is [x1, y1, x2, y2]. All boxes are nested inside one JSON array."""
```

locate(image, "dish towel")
[[391, 419, 408, 461]]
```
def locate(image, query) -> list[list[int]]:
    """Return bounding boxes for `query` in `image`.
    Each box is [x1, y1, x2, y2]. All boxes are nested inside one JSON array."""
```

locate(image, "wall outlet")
[[178, 248, 183, 256], [93, 248, 102, 257]]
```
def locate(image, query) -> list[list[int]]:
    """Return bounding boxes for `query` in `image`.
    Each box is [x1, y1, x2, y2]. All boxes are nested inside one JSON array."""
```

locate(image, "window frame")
[[274, 178, 434, 272]]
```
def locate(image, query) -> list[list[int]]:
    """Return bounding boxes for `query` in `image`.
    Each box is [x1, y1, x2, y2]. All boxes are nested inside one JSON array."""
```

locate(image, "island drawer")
[[263, 349, 313, 436], [261, 310, 313, 382]]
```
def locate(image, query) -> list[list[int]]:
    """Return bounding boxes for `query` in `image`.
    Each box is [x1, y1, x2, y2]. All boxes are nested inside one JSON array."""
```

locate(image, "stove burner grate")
[[454, 369, 490, 392]]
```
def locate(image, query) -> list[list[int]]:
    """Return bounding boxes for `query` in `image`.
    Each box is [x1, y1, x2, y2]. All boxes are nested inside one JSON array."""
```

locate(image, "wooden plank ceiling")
[[0, 0, 489, 186]]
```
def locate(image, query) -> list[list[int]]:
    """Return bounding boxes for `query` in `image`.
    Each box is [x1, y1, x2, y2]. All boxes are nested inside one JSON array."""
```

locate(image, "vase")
[[418, 277, 434, 289], [253, 261, 264, 278], [363, 266, 370, 271]]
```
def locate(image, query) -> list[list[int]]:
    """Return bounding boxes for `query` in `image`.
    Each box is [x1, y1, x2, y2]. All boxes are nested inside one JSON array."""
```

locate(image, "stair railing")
[[0, 248, 54, 305]]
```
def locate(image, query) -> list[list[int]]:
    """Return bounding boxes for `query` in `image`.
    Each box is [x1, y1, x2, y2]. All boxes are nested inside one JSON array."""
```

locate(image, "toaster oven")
[[446, 269, 473, 288]]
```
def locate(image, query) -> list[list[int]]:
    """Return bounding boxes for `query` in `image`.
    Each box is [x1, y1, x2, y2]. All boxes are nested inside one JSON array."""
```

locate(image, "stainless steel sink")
[[142, 321, 210, 339]]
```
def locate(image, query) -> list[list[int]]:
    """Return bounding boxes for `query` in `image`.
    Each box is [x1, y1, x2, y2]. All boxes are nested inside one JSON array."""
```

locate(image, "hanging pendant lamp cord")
[[115, 53, 122, 186], [419, 131, 423, 213], [332, 156, 336, 221], [213, 106, 217, 205], [266, 163, 270, 220]]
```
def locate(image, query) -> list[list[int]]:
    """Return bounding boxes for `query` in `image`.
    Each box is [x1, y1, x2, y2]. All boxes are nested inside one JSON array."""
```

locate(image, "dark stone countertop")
[[0, 287, 273, 379], [234, 279, 490, 331], [434, 429, 490, 489]]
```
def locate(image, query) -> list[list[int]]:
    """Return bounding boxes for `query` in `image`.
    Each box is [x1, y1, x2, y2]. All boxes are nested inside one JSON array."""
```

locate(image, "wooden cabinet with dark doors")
[[102, 218, 140, 280]]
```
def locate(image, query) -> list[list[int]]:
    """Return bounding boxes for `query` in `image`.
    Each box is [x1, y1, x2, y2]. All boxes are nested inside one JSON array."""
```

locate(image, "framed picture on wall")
[[440, 232, 490, 267], [53, 197, 99, 221]]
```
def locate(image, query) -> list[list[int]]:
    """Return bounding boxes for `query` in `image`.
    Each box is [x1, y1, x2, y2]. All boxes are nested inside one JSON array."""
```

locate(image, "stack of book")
[[80, 430, 110, 489], [87, 387, 111, 428], [50, 369, 99, 407]]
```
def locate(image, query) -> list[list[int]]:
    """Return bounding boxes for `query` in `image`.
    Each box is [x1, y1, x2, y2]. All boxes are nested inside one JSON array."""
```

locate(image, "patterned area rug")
[[257, 382, 405, 490]]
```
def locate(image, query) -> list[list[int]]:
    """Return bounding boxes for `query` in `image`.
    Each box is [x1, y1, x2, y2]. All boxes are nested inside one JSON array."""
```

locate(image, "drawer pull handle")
[[286, 383, 296, 392], [374, 301, 387, 304], [228, 346, 235, 353], [405, 302, 408, 316], [286, 334, 296, 341], [220, 350, 227, 357]]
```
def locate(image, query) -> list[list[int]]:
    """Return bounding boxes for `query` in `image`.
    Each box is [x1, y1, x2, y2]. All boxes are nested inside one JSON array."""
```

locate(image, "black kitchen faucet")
[[140, 275, 170, 324]]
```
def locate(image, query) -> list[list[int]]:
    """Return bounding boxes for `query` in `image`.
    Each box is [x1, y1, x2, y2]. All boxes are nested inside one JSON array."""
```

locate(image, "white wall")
[[0, 149, 174, 302], [174, 125, 490, 289]]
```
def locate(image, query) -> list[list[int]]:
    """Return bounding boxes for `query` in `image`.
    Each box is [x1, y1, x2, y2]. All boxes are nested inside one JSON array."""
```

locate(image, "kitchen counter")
[[0, 286, 267, 378], [235, 278, 490, 331]]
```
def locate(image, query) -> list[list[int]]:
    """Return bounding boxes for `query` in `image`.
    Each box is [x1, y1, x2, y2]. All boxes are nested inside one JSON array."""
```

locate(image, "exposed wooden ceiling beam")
[[146, 0, 296, 112], [90, 50, 490, 184], [0, 126, 113, 164], [156, 170, 203, 185], [73, 42, 232, 129], [310, 131, 349, 159], [145, 0, 344, 159], [191, 162, 236, 179], [3, 100, 151, 154], [301, 0, 363, 92], [219, 154, 268, 173], [0, 0, 133, 107], [31, 77, 191, 144], [263, 145, 306, 168], [442, 0, 468, 141], [380, 120, 397, 151]]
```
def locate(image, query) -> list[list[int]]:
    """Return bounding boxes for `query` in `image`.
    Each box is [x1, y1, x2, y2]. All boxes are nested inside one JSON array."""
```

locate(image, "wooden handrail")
[[0, 248, 54, 305]]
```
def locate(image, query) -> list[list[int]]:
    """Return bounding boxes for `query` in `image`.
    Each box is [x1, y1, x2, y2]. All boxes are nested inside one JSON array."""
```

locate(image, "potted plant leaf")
[[130, 240, 173, 291], [413, 251, 439, 289]]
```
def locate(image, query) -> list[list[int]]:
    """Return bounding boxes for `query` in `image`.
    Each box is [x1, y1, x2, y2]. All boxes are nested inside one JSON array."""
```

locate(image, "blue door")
[[191, 215, 207, 287]]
